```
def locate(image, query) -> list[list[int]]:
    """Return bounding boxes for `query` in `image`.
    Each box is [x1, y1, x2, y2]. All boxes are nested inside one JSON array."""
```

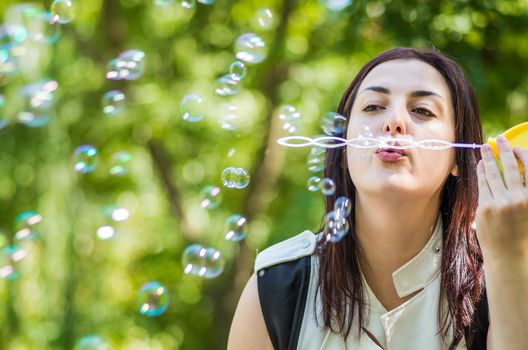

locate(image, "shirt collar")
[[392, 215, 443, 298]]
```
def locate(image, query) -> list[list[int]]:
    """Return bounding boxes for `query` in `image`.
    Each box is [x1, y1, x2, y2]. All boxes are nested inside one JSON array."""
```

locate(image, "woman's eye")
[[362, 104, 384, 112], [412, 107, 435, 117]]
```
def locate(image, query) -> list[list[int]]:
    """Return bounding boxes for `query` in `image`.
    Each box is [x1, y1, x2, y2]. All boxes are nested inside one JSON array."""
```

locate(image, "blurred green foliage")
[[0, 0, 527, 349]]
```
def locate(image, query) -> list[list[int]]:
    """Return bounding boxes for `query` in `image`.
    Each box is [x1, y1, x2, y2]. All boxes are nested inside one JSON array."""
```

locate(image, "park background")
[[1, 0, 528, 349]]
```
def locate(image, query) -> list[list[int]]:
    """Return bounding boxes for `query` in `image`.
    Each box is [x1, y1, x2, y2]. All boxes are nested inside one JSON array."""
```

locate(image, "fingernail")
[[497, 135, 507, 144]]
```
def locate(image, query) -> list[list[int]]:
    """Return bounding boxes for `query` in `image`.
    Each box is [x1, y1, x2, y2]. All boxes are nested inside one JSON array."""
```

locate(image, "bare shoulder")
[[227, 274, 274, 350]]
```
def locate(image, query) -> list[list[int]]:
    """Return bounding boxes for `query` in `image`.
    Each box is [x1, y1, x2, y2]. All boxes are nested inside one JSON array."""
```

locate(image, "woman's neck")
[[354, 192, 441, 310]]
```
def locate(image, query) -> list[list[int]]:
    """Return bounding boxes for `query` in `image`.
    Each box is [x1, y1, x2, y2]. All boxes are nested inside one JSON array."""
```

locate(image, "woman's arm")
[[476, 136, 528, 350], [227, 274, 274, 350]]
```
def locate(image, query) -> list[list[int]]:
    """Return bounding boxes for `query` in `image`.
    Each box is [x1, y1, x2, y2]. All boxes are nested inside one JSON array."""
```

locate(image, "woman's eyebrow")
[[359, 86, 444, 101]]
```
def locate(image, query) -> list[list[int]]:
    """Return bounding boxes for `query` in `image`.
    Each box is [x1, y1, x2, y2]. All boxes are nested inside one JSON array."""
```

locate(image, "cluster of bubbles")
[[1, 211, 42, 280], [307, 176, 336, 196], [72, 145, 132, 176], [324, 196, 352, 243], [182, 244, 225, 278], [0, 0, 77, 129]]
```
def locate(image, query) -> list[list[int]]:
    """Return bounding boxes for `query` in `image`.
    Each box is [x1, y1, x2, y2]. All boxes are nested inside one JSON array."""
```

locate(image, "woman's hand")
[[476, 135, 528, 263]]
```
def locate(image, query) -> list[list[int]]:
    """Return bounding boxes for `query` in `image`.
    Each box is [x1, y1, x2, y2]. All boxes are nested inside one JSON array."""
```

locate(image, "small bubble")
[[14, 211, 42, 241], [109, 151, 132, 176], [225, 214, 247, 242], [197, 0, 215, 5], [278, 105, 300, 134], [73, 145, 98, 173], [334, 196, 351, 218], [17, 80, 58, 128], [307, 146, 325, 173], [50, 0, 75, 24], [229, 60, 247, 81], [320, 178, 336, 196], [255, 8, 274, 30], [324, 210, 349, 243], [0, 244, 27, 280], [227, 148, 236, 157], [74, 335, 109, 350], [138, 281, 169, 317], [235, 33, 267, 64], [106, 49, 145, 81], [200, 185, 222, 209], [218, 103, 238, 130], [182, 245, 224, 278], [180, 94, 205, 122], [215, 74, 239, 96], [179, 0, 195, 8], [307, 176, 321, 191], [102, 90, 126, 116], [321, 112, 347, 136], [221, 167, 250, 189]]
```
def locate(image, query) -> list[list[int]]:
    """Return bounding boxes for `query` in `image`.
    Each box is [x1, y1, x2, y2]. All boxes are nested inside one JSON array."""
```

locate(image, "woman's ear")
[[450, 163, 459, 176]]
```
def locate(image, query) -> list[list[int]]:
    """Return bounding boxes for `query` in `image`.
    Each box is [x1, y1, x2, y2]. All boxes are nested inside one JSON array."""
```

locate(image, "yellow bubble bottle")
[[487, 121, 528, 175]]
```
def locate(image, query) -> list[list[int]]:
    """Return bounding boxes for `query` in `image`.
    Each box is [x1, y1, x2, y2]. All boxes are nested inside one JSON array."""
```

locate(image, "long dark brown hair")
[[316, 48, 484, 349]]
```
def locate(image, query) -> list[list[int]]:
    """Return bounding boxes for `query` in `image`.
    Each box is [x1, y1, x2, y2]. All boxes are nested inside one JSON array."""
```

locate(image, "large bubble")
[[50, 0, 75, 24], [221, 167, 250, 189]]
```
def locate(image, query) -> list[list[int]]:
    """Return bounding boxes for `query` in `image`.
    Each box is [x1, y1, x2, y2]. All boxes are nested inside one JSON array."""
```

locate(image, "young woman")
[[227, 48, 528, 349]]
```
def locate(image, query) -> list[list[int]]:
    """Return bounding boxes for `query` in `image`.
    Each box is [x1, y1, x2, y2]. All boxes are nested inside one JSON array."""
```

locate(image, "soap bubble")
[[74, 335, 109, 350], [182, 244, 224, 278], [109, 151, 132, 176], [138, 281, 169, 317], [14, 211, 42, 241], [110, 208, 129, 222], [0, 244, 27, 280], [334, 196, 351, 218], [218, 103, 238, 130], [235, 33, 267, 64], [197, 0, 215, 4], [221, 167, 250, 189], [321, 112, 347, 136], [278, 105, 300, 134], [320, 177, 336, 196], [225, 214, 247, 242], [229, 60, 247, 81], [17, 80, 58, 128], [307, 176, 321, 191], [255, 8, 274, 30], [106, 49, 145, 80], [102, 90, 126, 116], [200, 185, 222, 209], [324, 210, 349, 243], [180, 94, 205, 122], [215, 74, 239, 96], [73, 145, 98, 173], [50, 0, 75, 24], [96, 225, 115, 240], [307, 146, 325, 173], [320, 0, 353, 11]]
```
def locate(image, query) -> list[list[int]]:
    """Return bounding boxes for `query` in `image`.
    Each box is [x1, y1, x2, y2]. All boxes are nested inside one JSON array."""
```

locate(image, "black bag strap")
[[257, 255, 312, 350]]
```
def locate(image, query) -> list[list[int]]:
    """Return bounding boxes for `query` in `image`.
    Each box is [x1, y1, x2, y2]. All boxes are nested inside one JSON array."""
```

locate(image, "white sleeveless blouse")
[[255, 217, 468, 350]]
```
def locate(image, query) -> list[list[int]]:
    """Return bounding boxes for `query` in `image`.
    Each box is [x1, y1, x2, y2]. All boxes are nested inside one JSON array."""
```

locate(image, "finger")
[[480, 143, 506, 198], [477, 160, 493, 204], [497, 136, 524, 191], [513, 147, 528, 185]]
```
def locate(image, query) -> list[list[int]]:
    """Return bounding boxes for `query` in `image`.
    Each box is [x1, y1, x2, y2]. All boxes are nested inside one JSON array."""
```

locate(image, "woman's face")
[[346, 59, 458, 198]]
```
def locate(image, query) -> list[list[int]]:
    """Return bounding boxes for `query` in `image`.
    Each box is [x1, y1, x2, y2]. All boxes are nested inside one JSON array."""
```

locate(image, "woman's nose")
[[382, 109, 407, 136]]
